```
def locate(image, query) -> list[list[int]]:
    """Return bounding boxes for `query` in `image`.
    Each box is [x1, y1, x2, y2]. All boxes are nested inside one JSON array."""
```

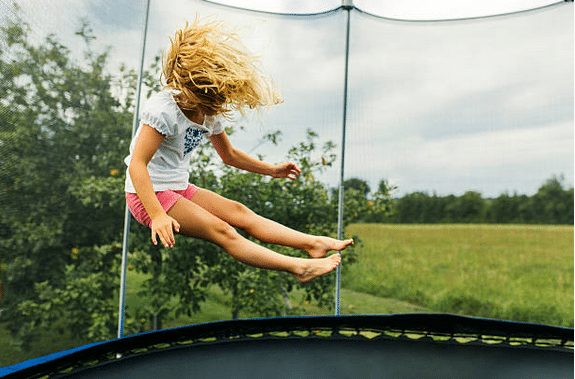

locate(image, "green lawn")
[[2, 223, 572, 368], [343, 224, 574, 327], [122, 274, 429, 331], [117, 224, 574, 329], [0, 321, 85, 368]]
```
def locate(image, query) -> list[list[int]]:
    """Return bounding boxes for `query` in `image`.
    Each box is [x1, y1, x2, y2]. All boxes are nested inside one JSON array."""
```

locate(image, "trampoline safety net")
[[0, 0, 573, 376]]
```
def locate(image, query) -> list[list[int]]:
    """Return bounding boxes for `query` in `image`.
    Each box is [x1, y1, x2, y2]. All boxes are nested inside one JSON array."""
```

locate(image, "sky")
[[8, 0, 574, 197]]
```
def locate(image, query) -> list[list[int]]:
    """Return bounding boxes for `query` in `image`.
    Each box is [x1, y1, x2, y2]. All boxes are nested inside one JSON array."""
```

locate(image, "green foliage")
[[0, 15, 141, 348], [529, 175, 574, 224], [17, 244, 122, 347], [132, 128, 361, 321], [387, 175, 573, 225], [214, 129, 360, 318], [331, 178, 395, 224], [6, 5, 570, 362], [0, 13, 360, 354]]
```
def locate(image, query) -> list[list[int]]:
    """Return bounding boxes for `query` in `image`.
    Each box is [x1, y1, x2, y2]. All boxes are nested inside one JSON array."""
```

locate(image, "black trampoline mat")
[[63, 337, 572, 379]]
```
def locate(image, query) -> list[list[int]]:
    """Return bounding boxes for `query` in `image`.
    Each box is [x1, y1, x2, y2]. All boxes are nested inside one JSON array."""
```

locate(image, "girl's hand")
[[150, 213, 181, 248], [271, 162, 301, 180]]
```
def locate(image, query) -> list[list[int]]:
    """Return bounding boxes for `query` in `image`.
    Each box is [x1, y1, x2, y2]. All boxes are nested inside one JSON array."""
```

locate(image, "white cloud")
[[8, 0, 572, 197], [348, 121, 573, 196], [410, 122, 572, 171], [355, 0, 561, 20], [13, 0, 88, 44], [201, 0, 341, 14], [12, 0, 146, 72]]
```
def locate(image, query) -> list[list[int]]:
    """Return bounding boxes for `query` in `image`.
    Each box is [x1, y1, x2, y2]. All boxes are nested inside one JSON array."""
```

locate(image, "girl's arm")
[[210, 131, 301, 180], [129, 124, 180, 248]]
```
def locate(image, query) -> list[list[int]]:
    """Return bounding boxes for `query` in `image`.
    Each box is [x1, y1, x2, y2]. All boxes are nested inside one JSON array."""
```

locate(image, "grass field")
[[122, 274, 429, 328], [343, 224, 574, 327], [2, 223, 573, 367]]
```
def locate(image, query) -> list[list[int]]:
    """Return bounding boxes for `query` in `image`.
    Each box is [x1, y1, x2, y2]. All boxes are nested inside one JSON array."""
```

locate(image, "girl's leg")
[[167, 197, 341, 282], [189, 188, 353, 258]]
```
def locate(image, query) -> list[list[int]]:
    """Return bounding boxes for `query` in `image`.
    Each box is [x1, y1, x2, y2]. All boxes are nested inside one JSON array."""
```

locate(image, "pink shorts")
[[126, 184, 200, 228]]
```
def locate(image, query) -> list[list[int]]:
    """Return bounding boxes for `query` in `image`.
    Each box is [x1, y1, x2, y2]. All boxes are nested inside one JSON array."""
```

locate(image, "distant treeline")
[[352, 176, 574, 225]]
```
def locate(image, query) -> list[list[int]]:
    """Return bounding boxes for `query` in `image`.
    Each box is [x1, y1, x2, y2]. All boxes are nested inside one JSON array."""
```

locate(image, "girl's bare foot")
[[293, 254, 342, 283], [306, 237, 354, 259]]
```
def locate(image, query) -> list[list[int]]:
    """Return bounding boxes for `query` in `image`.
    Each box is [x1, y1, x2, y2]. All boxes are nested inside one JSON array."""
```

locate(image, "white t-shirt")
[[124, 90, 225, 193]]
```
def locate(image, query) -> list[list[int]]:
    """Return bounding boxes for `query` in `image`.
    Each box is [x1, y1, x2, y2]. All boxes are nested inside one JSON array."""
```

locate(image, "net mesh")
[[0, 0, 572, 367]]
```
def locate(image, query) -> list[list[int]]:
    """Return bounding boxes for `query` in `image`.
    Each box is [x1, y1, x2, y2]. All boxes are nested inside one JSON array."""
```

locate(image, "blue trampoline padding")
[[0, 322, 186, 377], [0, 340, 108, 377]]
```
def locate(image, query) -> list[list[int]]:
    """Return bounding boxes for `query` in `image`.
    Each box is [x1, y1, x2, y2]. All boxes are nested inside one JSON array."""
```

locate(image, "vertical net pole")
[[336, 1, 353, 316], [118, 0, 151, 339]]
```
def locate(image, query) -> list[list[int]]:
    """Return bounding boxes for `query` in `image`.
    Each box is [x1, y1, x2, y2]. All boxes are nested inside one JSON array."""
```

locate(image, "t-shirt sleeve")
[[205, 115, 225, 135], [139, 94, 176, 136]]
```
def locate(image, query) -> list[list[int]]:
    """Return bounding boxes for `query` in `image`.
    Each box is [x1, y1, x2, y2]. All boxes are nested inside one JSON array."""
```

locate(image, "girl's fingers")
[[152, 229, 164, 247], [277, 162, 300, 180], [286, 166, 300, 180], [152, 226, 175, 248], [288, 163, 300, 179], [150, 215, 181, 248], [162, 228, 174, 248]]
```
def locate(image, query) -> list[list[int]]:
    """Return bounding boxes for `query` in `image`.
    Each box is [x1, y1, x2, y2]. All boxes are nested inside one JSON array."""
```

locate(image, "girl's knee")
[[229, 201, 258, 229], [212, 219, 241, 243], [230, 200, 252, 218]]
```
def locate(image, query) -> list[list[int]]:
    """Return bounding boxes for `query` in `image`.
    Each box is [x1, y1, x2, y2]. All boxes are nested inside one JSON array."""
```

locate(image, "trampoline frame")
[[1, 314, 572, 379]]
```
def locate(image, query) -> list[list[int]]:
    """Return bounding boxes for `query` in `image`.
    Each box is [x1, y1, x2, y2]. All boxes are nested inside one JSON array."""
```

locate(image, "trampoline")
[[1, 1, 572, 379], [1, 314, 572, 378]]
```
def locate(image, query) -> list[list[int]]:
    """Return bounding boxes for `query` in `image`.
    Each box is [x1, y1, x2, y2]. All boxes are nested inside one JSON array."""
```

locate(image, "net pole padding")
[[118, 0, 151, 340], [336, 0, 354, 316]]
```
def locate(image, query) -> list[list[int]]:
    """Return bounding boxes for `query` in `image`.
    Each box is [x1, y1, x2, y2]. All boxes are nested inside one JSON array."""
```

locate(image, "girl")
[[125, 17, 353, 283]]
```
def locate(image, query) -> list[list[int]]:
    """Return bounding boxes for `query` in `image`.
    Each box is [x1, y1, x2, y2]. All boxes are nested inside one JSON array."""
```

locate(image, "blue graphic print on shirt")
[[184, 127, 208, 156]]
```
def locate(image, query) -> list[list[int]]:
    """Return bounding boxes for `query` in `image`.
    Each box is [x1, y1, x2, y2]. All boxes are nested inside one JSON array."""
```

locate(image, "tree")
[[0, 15, 358, 351], [331, 178, 395, 223], [393, 192, 429, 223], [455, 191, 486, 223], [344, 178, 370, 197], [486, 192, 530, 224], [0, 16, 139, 347], [389, 176, 573, 225], [530, 175, 573, 224], [170, 128, 358, 320], [363, 179, 396, 223]]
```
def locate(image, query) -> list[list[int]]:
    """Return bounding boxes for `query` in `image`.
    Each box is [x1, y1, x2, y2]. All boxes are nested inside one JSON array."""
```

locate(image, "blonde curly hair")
[[162, 16, 282, 118]]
